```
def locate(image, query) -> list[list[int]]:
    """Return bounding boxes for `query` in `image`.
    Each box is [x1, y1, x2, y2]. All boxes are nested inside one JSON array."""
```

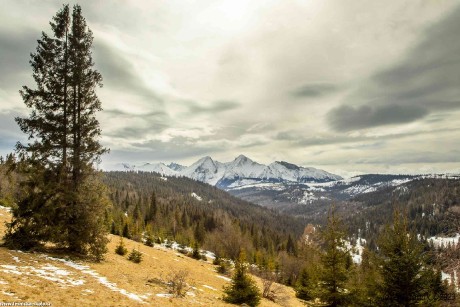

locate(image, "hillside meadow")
[[0, 206, 304, 306]]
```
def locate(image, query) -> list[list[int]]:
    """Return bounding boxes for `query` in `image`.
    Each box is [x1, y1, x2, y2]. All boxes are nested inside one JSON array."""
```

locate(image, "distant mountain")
[[106, 155, 343, 188], [167, 162, 186, 172]]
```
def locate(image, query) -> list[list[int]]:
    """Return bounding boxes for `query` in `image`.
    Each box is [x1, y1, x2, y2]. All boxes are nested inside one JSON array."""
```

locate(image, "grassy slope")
[[0, 207, 303, 306]]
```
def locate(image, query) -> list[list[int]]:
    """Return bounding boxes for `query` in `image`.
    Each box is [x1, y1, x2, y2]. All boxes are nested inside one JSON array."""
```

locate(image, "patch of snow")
[[227, 181, 287, 191], [298, 191, 318, 205], [156, 293, 173, 298], [342, 238, 366, 264], [203, 250, 216, 260], [0, 279, 8, 285], [216, 275, 232, 282], [203, 285, 217, 291], [191, 192, 202, 201], [442, 271, 452, 283], [2, 290, 15, 297], [1, 265, 22, 275], [186, 291, 196, 297], [12, 256, 20, 263], [44, 255, 147, 303], [0, 205, 12, 212], [428, 233, 460, 248]]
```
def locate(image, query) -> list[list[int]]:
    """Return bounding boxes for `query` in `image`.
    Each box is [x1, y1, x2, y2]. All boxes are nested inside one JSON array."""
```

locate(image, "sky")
[[1, 0, 459, 177]]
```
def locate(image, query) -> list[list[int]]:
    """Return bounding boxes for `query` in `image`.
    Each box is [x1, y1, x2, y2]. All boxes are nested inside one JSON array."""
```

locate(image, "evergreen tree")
[[128, 247, 143, 263], [122, 222, 131, 239], [295, 267, 313, 301], [115, 237, 128, 256], [376, 210, 445, 306], [318, 206, 351, 307], [223, 251, 261, 306], [5, 4, 108, 260], [286, 234, 297, 256]]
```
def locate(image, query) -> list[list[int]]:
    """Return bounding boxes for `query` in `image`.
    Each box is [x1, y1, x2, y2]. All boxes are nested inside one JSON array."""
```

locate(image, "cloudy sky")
[[1, 0, 459, 176]]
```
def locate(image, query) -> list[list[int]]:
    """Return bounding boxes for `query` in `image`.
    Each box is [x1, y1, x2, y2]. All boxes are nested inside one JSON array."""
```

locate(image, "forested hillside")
[[344, 178, 460, 248], [103, 171, 306, 262]]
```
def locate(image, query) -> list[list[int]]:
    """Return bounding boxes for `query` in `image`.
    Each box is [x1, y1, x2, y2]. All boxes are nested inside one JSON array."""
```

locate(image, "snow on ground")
[[203, 285, 217, 291], [298, 191, 318, 205], [0, 261, 85, 287], [342, 238, 367, 264], [43, 255, 148, 303], [428, 233, 460, 248], [216, 275, 231, 282], [0, 205, 12, 216], [227, 181, 288, 191], [191, 192, 202, 201]]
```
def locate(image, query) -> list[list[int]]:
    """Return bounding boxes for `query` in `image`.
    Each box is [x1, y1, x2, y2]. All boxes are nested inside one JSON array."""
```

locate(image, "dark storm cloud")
[[290, 83, 338, 98], [327, 104, 428, 131], [188, 100, 240, 114], [93, 42, 163, 103], [0, 29, 39, 89], [328, 6, 460, 131]]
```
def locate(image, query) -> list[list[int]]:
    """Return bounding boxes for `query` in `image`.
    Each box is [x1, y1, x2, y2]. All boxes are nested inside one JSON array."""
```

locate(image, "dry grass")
[[0, 206, 303, 306]]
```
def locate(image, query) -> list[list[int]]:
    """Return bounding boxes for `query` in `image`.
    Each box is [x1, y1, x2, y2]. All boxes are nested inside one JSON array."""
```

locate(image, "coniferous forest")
[[0, 3, 460, 307]]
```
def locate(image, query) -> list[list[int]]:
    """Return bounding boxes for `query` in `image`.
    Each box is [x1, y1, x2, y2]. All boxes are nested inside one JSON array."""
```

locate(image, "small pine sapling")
[[115, 237, 128, 256], [144, 233, 154, 247], [128, 247, 143, 263]]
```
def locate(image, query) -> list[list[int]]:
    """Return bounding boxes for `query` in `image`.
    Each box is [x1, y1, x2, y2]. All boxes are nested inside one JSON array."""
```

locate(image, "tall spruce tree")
[[5, 4, 108, 260], [318, 206, 351, 307]]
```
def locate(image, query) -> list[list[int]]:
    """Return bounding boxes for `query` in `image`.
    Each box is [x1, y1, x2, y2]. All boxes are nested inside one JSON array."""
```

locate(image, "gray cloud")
[[187, 100, 240, 114], [352, 150, 460, 165], [113, 138, 223, 163], [327, 104, 428, 131], [276, 127, 458, 147], [93, 42, 163, 103], [0, 110, 26, 152], [102, 109, 171, 138], [290, 83, 338, 98], [0, 28, 40, 89], [333, 6, 460, 131]]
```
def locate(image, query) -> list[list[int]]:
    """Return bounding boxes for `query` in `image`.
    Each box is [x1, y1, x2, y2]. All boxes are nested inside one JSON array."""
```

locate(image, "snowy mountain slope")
[[167, 162, 186, 172], [137, 163, 178, 176], [180, 156, 227, 186], [107, 155, 343, 188]]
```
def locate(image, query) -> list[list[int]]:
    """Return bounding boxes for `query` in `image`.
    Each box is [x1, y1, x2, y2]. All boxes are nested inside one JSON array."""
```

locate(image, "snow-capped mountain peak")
[[107, 155, 342, 188]]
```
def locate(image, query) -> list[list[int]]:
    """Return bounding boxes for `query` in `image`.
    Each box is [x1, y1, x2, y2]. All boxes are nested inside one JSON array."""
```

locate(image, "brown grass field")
[[0, 206, 304, 306]]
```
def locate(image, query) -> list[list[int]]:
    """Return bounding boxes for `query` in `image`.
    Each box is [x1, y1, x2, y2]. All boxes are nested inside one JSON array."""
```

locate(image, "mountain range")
[[109, 154, 343, 188]]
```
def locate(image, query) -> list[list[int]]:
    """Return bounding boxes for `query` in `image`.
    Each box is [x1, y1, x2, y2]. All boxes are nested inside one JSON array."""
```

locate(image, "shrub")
[[167, 270, 190, 297], [115, 237, 128, 256], [128, 247, 143, 263], [217, 259, 232, 275], [144, 234, 154, 247], [191, 242, 201, 260]]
